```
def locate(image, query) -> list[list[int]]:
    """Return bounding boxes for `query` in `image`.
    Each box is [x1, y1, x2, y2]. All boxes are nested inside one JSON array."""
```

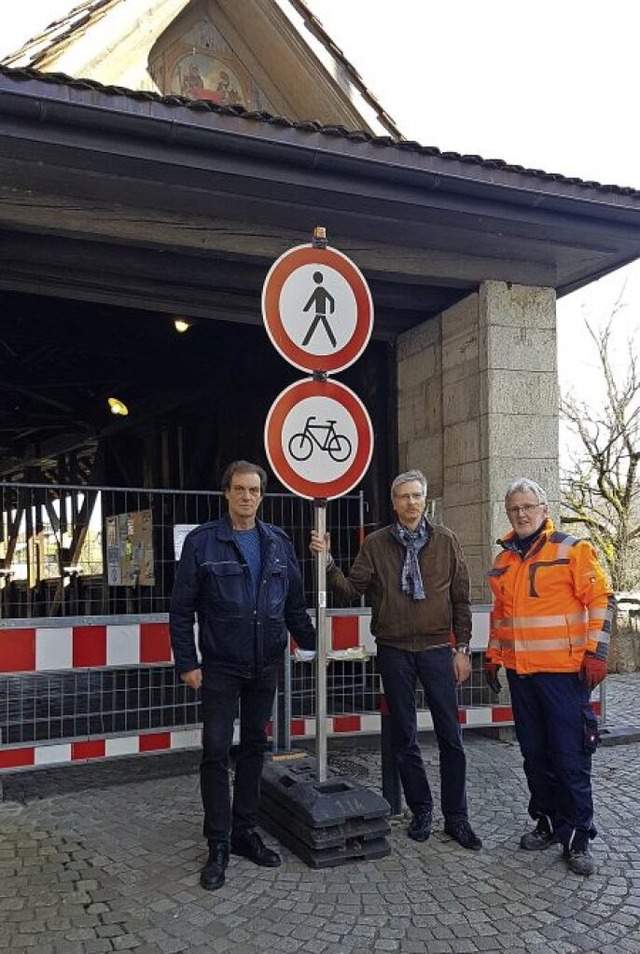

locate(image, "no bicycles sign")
[[264, 378, 374, 499]]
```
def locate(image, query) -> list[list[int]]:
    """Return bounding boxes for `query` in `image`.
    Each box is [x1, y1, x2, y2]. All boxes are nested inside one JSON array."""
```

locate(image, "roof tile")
[[1, 63, 638, 199]]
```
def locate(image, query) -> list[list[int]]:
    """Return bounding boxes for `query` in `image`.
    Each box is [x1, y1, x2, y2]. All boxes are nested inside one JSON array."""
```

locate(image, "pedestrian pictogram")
[[262, 244, 374, 374], [302, 272, 336, 348], [264, 378, 374, 500]]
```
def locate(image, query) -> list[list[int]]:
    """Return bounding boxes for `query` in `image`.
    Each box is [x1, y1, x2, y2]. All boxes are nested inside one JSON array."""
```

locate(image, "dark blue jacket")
[[169, 514, 315, 681]]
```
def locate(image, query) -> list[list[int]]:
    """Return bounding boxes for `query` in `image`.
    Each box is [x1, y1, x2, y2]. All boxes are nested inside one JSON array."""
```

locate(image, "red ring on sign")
[[265, 378, 374, 499], [262, 245, 373, 374]]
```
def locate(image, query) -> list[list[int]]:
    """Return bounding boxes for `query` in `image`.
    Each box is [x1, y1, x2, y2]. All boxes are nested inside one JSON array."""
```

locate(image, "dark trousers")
[[377, 644, 468, 823], [506, 669, 597, 847], [200, 666, 278, 845]]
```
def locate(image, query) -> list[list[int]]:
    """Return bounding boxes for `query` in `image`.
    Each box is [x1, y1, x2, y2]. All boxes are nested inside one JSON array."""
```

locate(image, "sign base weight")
[[259, 755, 391, 868]]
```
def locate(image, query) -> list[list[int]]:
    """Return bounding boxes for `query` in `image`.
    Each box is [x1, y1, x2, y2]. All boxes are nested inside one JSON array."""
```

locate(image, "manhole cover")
[[327, 756, 369, 780]]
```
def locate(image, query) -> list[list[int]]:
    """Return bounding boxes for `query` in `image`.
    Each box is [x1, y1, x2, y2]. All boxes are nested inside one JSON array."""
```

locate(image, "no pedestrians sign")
[[261, 244, 374, 374]]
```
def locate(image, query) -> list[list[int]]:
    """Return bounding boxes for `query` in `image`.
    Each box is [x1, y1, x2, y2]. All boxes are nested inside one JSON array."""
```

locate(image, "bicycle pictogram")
[[288, 416, 352, 462]]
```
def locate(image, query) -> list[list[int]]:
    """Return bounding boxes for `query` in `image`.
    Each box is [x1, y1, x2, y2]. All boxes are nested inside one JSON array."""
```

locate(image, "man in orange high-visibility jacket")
[[485, 478, 614, 877]]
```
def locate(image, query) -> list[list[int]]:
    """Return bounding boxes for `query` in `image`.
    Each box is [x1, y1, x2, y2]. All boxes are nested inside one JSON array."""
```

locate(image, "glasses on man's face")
[[230, 485, 261, 497], [395, 493, 425, 503], [506, 503, 542, 517]]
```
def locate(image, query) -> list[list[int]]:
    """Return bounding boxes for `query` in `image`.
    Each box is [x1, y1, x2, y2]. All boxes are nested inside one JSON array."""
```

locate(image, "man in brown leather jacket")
[[311, 468, 481, 850]]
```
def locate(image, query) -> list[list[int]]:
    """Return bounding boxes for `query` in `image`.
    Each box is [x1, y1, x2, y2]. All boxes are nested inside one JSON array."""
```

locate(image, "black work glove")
[[484, 662, 502, 694]]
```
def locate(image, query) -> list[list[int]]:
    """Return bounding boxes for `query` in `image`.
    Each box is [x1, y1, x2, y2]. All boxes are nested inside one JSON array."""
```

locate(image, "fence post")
[[379, 689, 402, 815]]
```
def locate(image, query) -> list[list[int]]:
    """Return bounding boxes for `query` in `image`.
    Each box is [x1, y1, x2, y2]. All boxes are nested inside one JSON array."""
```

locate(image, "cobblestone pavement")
[[1, 674, 639, 954]]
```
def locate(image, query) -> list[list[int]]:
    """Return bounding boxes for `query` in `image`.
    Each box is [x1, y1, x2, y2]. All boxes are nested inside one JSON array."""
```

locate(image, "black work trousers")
[[200, 666, 278, 845], [507, 669, 597, 847]]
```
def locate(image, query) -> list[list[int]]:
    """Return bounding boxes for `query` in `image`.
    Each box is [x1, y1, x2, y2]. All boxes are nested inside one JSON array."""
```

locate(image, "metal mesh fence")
[[0, 667, 200, 745], [0, 482, 365, 619], [0, 655, 500, 748], [290, 652, 497, 720]]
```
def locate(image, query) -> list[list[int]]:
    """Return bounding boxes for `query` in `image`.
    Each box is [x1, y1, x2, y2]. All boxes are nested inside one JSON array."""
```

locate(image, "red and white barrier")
[[0, 621, 172, 672], [0, 615, 371, 673], [0, 727, 205, 771], [0, 607, 538, 773], [0, 607, 490, 673]]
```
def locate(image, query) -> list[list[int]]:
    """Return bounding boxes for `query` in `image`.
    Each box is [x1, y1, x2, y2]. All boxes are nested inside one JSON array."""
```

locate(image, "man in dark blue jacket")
[[170, 460, 315, 891]]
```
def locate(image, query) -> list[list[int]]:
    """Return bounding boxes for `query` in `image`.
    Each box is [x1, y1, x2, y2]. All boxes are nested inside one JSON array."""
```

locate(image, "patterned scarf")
[[396, 518, 429, 601]]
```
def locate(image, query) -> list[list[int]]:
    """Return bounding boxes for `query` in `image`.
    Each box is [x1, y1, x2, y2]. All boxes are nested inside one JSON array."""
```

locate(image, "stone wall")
[[609, 602, 640, 673], [397, 281, 559, 603]]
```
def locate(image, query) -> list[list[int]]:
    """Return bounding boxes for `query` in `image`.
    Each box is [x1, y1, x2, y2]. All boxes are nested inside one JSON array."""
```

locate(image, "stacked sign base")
[[259, 755, 391, 868]]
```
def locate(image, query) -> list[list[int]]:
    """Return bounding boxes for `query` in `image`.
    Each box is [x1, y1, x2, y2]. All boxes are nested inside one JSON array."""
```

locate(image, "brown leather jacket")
[[327, 522, 472, 651]]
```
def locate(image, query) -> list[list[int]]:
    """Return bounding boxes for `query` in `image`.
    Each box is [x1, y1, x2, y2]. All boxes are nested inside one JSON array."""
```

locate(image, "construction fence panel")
[[0, 607, 537, 773], [0, 483, 604, 774]]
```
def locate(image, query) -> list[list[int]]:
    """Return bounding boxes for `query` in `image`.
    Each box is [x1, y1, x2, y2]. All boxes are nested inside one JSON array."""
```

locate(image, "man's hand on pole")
[[310, 530, 331, 560]]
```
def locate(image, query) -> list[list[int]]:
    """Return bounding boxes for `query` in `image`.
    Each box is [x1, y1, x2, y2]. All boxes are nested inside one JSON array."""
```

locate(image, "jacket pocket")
[[203, 561, 246, 613]]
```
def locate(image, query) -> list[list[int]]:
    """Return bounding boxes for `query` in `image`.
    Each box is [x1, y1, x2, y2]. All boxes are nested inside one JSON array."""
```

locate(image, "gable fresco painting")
[[173, 54, 244, 105], [151, 16, 275, 112]]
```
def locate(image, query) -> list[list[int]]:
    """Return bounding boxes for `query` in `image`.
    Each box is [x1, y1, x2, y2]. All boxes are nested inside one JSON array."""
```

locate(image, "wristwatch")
[[454, 644, 472, 656]]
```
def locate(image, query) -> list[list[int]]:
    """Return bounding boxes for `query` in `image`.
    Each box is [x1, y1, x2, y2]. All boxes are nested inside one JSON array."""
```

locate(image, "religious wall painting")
[[171, 53, 246, 106]]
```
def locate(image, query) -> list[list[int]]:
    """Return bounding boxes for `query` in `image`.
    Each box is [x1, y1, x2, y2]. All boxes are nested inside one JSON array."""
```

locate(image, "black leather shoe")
[[444, 820, 483, 851], [200, 842, 229, 891], [407, 809, 433, 842], [230, 829, 282, 867]]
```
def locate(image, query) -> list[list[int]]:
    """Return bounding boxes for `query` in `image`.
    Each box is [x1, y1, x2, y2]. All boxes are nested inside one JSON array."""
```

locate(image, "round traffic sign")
[[262, 244, 374, 374], [264, 378, 374, 499]]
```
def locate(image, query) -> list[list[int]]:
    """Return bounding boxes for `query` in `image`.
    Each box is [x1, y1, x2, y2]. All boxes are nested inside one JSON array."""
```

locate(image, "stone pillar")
[[397, 281, 558, 601]]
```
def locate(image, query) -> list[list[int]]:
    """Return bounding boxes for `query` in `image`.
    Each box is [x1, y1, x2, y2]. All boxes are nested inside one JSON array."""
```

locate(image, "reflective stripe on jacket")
[[486, 518, 614, 675]]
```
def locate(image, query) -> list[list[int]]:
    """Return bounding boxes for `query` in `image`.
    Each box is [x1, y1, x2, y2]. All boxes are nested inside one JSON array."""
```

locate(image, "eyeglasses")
[[395, 493, 425, 503], [229, 485, 261, 497], [506, 503, 542, 516]]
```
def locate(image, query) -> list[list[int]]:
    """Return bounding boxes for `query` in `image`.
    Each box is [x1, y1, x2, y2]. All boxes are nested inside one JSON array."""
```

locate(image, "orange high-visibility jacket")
[[487, 518, 614, 675]]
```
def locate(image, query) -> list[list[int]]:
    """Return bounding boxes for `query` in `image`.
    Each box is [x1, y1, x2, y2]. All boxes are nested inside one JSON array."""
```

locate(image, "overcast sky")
[[2, 0, 638, 394]]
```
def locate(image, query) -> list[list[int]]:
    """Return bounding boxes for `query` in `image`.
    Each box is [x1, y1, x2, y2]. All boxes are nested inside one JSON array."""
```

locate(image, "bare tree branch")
[[561, 308, 640, 590]]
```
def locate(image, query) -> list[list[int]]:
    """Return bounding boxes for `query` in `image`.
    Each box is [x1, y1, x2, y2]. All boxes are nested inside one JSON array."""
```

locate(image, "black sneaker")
[[563, 836, 595, 876], [444, 820, 483, 851], [407, 809, 433, 842], [520, 815, 556, 851], [200, 842, 229, 891], [230, 829, 282, 867]]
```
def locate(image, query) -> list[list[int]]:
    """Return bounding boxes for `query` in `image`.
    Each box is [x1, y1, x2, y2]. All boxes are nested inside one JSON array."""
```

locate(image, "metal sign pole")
[[314, 497, 328, 782], [311, 225, 329, 784], [259, 227, 391, 868]]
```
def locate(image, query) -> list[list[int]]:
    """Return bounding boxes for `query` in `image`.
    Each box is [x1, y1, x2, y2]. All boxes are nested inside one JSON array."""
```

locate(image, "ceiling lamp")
[[107, 397, 129, 416], [173, 317, 192, 333]]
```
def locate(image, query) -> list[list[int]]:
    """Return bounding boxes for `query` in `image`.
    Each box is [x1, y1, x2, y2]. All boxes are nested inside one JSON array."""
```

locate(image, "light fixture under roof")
[[173, 317, 192, 333], [107, 397, 129, 416]]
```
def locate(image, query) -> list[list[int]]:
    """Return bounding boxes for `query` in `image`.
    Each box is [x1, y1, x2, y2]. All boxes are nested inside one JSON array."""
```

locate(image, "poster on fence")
[[106, 509, 155, 586], [173, 524, 198, 561]]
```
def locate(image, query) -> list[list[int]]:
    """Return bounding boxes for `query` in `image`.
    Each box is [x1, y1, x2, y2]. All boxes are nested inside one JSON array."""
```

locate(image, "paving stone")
[[0, 674, 638, 954]]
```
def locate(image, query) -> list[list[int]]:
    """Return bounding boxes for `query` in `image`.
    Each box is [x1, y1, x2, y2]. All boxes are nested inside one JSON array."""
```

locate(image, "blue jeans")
[[200, 666, 278, 844], [507, 669, 597, 846], [376, 644, 468, 823]]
